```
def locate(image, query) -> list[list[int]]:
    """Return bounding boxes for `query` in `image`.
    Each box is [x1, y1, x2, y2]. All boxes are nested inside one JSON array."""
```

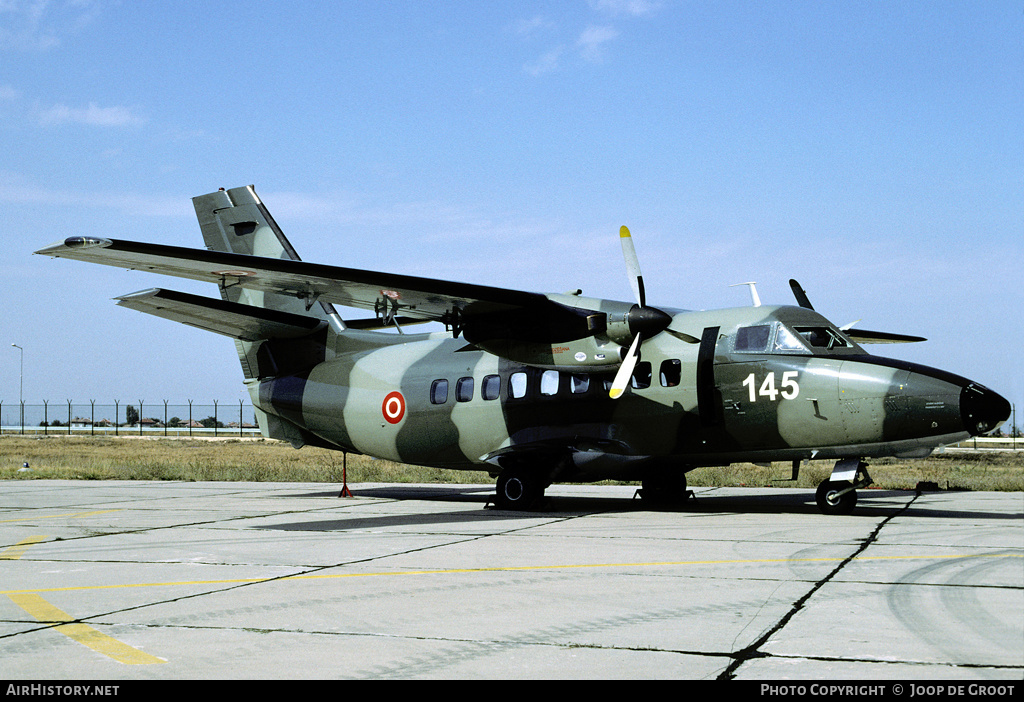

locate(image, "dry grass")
[[1, 435, 1021, 491], [0, 435, 491, 484]]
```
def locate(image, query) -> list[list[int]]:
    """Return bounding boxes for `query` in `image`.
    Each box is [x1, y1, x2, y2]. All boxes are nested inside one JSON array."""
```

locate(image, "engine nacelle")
[[472, 335, 625, 371]]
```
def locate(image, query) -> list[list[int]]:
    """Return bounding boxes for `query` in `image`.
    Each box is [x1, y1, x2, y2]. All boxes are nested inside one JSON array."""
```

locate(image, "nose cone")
[[961, 383, 1011, 436]]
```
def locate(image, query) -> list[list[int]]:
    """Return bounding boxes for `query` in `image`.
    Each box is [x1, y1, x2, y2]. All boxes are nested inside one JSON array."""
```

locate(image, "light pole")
[[11, 344, 23, 431]]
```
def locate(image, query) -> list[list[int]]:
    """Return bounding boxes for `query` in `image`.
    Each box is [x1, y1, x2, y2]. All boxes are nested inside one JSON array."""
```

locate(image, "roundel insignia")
[[382, 391, 406, 424]]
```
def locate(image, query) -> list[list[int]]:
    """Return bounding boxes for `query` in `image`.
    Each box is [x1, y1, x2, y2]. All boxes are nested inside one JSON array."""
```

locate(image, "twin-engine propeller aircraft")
[[36, 186, 1011, 514]]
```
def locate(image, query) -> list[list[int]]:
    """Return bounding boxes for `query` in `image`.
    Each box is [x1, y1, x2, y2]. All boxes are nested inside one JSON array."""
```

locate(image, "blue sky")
[[1, 1, 1021, 425]]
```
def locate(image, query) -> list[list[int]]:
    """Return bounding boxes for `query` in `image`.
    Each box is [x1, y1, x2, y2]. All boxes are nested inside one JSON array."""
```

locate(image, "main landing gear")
[[815, 458, 872, 515], [494, 466, 547, 510]]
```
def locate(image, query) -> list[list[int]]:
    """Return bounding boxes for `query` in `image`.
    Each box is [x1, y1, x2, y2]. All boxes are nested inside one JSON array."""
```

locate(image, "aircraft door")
[[716, 359, 783, 448], [696, 326, 721, 427]]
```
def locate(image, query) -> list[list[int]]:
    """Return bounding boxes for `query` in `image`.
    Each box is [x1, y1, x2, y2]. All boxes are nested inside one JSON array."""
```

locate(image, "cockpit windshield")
[[734, 322, 854, 356], [773, 325, 806, 352]]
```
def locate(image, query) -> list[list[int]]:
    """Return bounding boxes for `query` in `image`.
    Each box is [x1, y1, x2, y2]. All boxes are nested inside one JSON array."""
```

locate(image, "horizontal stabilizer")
[[115, 288, 325, 341], [843, 328, 926, 344]]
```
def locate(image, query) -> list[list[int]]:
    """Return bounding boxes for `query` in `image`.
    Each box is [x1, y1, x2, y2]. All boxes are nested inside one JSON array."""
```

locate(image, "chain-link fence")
[[0, 401, 260, 437]]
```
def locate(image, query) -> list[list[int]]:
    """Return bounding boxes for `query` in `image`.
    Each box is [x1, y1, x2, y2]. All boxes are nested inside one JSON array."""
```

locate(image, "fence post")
[[114, 400, 119, 436], [43, 400, 48, 435], [239, 399, 244, 437], [67, 400, 71, 435], [188, 399, 193, 437], [213, 400, 218, 438], [163, 400, 168, 436], [90, 400, 95, 436]]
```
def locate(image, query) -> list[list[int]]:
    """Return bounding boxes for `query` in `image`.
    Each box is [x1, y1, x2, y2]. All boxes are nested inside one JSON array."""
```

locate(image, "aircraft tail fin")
[[190, 186, 345, 385], [192, 186, 344, 330]]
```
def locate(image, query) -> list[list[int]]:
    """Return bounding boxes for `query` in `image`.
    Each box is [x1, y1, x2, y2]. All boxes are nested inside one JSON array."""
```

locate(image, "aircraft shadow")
[[591, 488, 1022, 520], [288, 486, 495, 502], [261, 485, 1019, 529], [259, 510, 539, 532]]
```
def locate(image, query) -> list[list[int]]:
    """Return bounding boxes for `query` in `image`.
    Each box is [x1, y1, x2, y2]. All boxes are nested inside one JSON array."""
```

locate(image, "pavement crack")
[[717, 493, 919, 680]]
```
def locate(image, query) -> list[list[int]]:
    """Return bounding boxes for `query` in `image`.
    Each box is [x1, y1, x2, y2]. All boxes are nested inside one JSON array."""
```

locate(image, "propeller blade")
[[666, 328, 701, 344], [620, 226, 646, 307], [609, 333, 642, 399], [844, 329, 926, 344], [789, 279, 814, 310]]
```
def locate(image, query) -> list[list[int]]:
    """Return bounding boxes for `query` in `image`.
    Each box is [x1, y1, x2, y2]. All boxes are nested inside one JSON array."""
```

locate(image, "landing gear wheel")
[[816, 480, 857, 515], [495, 469, 543, 511]]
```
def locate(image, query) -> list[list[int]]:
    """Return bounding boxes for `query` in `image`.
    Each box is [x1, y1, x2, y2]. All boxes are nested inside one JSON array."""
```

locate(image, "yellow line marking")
[[7, 593, 164, 665], [1, 552, 1018, 596], [0, 510, 121, 523], [0, 536, 49, 560]]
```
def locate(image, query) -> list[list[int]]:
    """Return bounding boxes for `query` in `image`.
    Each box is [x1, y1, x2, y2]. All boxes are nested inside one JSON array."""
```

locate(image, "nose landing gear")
[[816, 459, 872, 515]]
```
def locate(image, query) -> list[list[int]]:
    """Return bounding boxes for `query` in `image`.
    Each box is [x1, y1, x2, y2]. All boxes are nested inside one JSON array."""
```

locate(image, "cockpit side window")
[[735, 325, 771, 353], [773, 325, 809, 353], [794, 326, 850, 350]]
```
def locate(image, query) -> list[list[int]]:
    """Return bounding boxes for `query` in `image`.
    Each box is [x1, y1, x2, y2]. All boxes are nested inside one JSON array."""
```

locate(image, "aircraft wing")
[[34, 236, 559, 328]]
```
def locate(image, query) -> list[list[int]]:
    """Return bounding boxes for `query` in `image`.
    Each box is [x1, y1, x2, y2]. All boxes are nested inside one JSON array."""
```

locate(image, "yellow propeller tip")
[[619, 226, 631, 238]]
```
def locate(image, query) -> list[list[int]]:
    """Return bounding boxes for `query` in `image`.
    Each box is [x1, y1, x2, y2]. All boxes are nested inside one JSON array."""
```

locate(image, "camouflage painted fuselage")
[[250, 302, 1002, 483]]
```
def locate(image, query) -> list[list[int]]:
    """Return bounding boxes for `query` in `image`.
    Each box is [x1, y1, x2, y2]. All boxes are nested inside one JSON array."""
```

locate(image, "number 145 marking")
[[742, 371, 800, 402]]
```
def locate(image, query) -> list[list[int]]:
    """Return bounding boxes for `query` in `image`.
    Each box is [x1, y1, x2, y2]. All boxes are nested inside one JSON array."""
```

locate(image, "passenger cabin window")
[[482, 374, 501, 401], [456, 377, 474, 402], [509, 372, 528, 399], [430, 379, 449, 404], [660, 359, 681, 387], [571, 374, 590, 394], [632, 361, 652, 389], [540, 369, 560, 396], [735, 325, 771, 353]]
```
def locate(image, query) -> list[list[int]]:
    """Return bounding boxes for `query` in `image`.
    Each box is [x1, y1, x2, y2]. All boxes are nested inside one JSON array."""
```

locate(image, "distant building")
[[131, 418, 163, 428]]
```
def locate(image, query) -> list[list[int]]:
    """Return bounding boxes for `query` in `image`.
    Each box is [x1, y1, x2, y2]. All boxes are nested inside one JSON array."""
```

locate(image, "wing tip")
[[35, 237, 113, 256]]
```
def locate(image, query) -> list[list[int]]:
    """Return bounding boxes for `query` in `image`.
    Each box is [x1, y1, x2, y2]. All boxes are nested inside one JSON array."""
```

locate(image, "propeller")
[[608, 226, 672, 399]]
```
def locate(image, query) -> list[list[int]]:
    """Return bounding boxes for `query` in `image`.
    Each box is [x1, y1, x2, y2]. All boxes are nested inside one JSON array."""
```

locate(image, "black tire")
[[816, 480, 857, 515], [495, 470, 543, 510]]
